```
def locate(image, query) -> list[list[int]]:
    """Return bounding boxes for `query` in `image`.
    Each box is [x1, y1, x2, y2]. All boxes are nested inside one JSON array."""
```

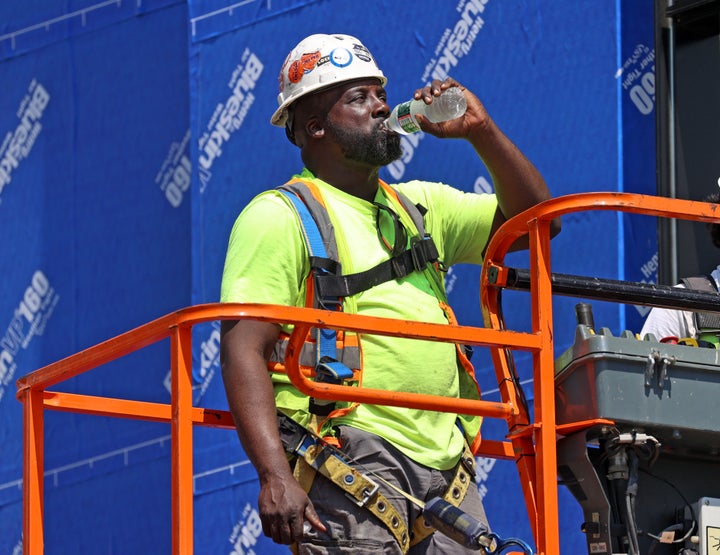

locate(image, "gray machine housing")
[[556, 325, 720, 454], [554, 325, 720, 555]]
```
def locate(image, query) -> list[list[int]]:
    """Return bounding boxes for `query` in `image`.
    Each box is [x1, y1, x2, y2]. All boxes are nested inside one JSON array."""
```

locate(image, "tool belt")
[[277, 413, 476, 553]]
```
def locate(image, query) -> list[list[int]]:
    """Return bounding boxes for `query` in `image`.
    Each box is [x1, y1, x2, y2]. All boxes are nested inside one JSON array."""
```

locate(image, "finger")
[[261, 515, 273, 539], [263, 516, 293, 545], [289, 516, 307, 542], [275, 520, 294, 545], [304, 504, 327, 533], [430, 79, 445, 96], [414, 86, 430, 102]]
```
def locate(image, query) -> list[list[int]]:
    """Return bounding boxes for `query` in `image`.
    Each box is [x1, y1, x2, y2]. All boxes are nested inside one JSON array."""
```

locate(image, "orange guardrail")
[[479, 192, 720, 554], [17, 192, 720, 554]]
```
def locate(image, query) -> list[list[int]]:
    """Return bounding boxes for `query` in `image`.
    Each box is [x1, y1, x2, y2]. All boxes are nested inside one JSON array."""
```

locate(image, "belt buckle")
[[294, 433, 317, 457], [344, 472, 380, 507]]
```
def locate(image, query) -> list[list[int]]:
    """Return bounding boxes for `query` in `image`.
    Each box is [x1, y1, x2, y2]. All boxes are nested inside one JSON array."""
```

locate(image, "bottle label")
[[396, 100, 420, 134]]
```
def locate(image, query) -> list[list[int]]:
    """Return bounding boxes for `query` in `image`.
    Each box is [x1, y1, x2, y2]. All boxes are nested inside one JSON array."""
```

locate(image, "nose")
[[372, 92, 390, 118]]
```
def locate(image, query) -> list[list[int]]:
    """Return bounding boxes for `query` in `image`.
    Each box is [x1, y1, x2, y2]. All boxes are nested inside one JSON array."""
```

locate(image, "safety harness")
[[270, 177, 484, 552], [680, 275, 720, 347], [269, 177, 483, 441]]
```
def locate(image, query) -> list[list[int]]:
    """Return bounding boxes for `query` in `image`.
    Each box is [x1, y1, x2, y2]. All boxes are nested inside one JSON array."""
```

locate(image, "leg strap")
[[292, 456, 316, 495], [293, 443, 411, 553], [279, 414, 412, 552], [409, 443, 476, 547]]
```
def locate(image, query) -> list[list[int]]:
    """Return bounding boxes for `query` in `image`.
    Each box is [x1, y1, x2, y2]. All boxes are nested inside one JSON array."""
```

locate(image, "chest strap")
[[315, 235, 439, 298]]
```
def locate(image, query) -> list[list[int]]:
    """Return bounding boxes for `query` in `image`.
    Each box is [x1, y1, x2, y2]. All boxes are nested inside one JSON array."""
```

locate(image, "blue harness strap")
[[279, 189, 354, 410], [280, 190, 330, 269]]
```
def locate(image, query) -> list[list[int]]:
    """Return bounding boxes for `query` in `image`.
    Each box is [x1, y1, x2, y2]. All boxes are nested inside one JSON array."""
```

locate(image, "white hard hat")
[[271, 33, 387, 127]]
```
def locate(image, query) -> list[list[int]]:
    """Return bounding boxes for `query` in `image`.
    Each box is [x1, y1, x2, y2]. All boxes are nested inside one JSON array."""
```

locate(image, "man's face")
[[322, 80, 402, 167]]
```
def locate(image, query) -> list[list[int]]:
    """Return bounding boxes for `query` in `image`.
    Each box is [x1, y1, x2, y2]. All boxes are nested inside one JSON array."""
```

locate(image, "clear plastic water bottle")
[[384, 87, 467, 135]]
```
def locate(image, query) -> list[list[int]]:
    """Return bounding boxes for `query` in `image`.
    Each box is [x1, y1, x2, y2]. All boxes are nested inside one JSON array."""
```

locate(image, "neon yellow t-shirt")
[[221, 169, 498, 470]]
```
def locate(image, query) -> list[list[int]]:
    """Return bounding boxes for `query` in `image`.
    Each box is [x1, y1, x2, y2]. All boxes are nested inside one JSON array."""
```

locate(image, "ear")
[[305, 115, 325, 139]]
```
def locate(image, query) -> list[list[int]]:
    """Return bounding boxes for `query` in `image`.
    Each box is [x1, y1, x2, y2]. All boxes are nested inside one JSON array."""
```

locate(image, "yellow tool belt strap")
[[294, 443, 411, 552], [408, 443, 476, 548], [293, 442, 476, 553]]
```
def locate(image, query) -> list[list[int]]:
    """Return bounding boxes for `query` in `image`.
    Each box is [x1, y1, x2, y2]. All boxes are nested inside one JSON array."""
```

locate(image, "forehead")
[[314, 77, 385, 104]]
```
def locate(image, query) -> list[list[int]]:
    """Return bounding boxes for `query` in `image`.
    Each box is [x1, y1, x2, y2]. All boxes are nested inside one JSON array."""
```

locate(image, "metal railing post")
[[22, 387, 45, 555], [171, 323, 195, 554]]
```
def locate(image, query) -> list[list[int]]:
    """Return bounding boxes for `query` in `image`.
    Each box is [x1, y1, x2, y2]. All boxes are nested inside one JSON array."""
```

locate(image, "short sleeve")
[[220, 191, 308, 307], [395, 181, 498, 266]]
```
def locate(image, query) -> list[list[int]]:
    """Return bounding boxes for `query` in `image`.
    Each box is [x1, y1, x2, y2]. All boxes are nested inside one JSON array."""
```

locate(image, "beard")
[[325, 119, 402, 167]]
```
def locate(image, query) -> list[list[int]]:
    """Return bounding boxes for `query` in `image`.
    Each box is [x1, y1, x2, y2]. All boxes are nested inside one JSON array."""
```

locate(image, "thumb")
[[304, 503, 327, 533]]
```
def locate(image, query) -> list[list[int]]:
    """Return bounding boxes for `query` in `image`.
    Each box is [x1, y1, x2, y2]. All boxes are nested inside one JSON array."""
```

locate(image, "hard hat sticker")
[[352, 43, 372, 63], [329, 47, 352, 68], [287, 51, 321, 84]]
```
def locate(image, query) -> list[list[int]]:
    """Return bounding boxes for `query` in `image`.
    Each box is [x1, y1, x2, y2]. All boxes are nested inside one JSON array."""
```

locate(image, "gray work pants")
[[297, 425, 489, 554]]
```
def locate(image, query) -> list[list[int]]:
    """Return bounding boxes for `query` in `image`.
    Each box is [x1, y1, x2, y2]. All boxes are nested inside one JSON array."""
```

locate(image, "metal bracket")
[[644, 350, 675, 389]]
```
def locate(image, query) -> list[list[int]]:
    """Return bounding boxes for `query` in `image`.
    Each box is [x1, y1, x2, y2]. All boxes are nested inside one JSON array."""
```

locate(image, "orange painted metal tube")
[[170, 324, 194, 555], [284, 321, 517, 418], [22, 388, 45, 555], [41, 390, 235, 428], [16, 304, 541, 395]]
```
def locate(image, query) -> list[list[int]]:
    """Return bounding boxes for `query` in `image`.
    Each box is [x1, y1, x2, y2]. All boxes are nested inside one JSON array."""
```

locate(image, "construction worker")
[[220, 33, 561, 554], [640, 191, 720, 346]]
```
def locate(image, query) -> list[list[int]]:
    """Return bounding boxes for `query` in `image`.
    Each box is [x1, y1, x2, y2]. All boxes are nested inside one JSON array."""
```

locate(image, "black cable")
[[625, 450, 641, 554]]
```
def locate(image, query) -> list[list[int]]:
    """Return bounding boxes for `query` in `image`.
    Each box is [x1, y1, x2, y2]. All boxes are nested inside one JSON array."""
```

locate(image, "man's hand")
[[258, 472, 326, 544], [413, 77, 488, 139], [411, 76, 561, 250]]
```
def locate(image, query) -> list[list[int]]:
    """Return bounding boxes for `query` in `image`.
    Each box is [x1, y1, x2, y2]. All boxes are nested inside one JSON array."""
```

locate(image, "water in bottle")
[[384, 87, 467, 135]]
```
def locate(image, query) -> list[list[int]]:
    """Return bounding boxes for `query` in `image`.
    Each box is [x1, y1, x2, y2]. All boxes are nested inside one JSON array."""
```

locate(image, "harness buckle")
[[409, 237, 427, 272], [310, 357, 356, 415], [314, 276, 344, 310], [316, 357, 355, 383], [277, 413, 319, 456], [344, 472, 380, 508], [409, 236, 439, 273], [294, 433, 317, 457]]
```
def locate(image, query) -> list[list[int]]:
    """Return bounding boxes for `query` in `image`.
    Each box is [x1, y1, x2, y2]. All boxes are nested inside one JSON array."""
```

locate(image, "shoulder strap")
[[277, 184, 355, 414], [278, 181, 342, 307], [380, 182, 450, 303], [384, 184, 428, 237]]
